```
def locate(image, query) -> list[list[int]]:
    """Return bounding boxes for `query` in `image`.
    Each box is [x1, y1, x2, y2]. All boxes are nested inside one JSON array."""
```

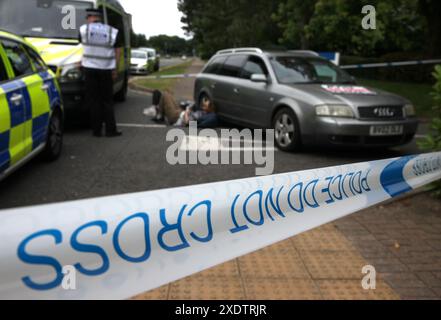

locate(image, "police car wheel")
[[43, 110, 63, 161]]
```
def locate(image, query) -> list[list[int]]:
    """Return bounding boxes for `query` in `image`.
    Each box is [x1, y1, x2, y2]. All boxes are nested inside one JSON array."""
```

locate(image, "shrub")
[[418, 65, 441, 197]]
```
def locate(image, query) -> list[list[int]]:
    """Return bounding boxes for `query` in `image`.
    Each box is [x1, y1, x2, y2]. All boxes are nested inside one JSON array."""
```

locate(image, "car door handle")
[[233, 88, 240, 94], [210, 83, 216, 89], [10, 94, 23, 105], [41, 84, 50, 91]]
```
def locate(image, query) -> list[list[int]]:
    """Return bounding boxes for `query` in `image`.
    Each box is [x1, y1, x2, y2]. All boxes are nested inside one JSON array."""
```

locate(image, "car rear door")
[[215, 55, 248, 122], [23, 45, 53, 151], [0, 39, 34, 168], [197, 55, 227, 113], [0, 43, 11, 173]]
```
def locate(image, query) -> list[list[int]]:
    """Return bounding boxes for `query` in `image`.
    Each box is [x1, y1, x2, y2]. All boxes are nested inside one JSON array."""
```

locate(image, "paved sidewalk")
[[132, 60, 441, 300]]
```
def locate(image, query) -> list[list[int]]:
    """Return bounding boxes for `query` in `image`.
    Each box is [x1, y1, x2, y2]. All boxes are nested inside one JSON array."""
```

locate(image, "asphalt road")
[[0, 90, 426, 210]]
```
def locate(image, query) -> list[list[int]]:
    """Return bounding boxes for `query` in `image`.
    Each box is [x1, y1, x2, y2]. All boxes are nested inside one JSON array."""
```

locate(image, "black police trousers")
[[84, 67, 117, 135]]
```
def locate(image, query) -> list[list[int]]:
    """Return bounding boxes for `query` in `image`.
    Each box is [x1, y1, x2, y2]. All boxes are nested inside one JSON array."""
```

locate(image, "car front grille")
[[358, 105, 404, 120]]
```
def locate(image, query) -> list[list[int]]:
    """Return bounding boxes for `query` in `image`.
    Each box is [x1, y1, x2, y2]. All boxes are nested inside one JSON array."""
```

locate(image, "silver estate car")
[[194, 48, 419, 151]]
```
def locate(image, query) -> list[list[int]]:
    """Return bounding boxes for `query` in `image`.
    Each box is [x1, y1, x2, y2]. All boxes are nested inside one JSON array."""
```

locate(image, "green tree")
[[178, 0, 283, 59], [272, 0, 318, 49], [273, 0, 426, 56], [130, 29, 148, 48], [418, 0, 441, 57], [147, 35, 191, 55]]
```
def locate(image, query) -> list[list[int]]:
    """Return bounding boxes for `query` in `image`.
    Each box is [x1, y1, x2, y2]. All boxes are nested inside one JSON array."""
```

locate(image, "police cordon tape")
[[140, 59, 441, 79], [140, 73, 199, 79], [1, 152, 441, 300]]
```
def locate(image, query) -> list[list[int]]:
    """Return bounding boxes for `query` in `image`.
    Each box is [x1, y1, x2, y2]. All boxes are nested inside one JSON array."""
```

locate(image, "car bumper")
[[130, 67, 148, 74], [59, 81, 86, 110], [304, 117, 419, 147]]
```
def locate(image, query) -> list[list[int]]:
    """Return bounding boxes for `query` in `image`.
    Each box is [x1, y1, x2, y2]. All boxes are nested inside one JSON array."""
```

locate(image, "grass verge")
[[132, 59, 194, 92]]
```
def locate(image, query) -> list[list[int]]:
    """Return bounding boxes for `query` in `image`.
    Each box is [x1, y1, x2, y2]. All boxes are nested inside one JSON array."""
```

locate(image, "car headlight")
[[60, 63, 83, 82], [404, 104, 416, 117], [315, 105, 355, 118]]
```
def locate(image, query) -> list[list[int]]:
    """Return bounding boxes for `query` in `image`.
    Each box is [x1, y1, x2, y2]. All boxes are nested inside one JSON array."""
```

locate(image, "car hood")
[[284, 83, 409, 107], [25, 37, 83, 67], [131, 58, 147, 65]]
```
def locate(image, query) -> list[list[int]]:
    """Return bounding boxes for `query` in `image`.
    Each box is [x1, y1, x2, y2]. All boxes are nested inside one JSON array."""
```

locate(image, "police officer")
[[79, 8, 122, 137]]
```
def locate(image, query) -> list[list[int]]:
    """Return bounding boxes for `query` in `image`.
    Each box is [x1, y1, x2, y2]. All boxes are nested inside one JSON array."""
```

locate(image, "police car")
[[0, 31, 63, 181]]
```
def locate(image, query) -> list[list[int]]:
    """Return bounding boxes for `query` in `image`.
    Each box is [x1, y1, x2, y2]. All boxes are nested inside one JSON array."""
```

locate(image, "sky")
[[119, 0, 189, 39]]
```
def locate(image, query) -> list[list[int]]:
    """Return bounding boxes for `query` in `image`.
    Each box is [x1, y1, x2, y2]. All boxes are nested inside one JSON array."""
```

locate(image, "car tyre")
[[272, 108, 301, 152], [198, 93, 212, 109], [43, 109, 63, 161]]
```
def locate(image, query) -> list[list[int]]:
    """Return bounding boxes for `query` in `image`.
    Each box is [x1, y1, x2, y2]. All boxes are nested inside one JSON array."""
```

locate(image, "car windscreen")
[[0, 0, 93, 39], [132, 51, 147, 59], [270, 56, 354, 85]]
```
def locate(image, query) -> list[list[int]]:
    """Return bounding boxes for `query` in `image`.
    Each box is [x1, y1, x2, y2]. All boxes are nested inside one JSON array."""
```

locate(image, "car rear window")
[[203, 56, 227, 74], [218, 55, 247, 78]]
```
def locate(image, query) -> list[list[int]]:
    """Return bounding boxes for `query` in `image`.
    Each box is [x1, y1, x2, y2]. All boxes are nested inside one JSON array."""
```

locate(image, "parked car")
[[194, 48, 419, 151], [0, 30, 64, 181], [137, 47, 160, 72], [130, 49, 149, 75]]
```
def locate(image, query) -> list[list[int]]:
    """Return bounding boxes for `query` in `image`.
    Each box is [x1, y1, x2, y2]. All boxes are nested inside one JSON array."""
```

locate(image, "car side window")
[[241, 56, 269, 79], [203, 56, 227, 74], [0, 52, 8, 82], [1, 40, 33, 78], [218, 55, 247, 78], [25, 47, 47, 73]]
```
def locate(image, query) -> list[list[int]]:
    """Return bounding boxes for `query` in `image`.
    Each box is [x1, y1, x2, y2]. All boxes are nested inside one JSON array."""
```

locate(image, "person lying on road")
[[146, 90, 218, 128]]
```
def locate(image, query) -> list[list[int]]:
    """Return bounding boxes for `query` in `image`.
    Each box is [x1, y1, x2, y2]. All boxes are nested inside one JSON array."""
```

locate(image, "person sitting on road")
[[148, 90, 218, 128], [183, 96, 218, 128]]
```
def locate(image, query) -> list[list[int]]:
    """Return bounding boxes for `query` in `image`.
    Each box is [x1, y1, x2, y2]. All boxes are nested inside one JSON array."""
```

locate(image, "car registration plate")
[[369, 125, 404, 136]]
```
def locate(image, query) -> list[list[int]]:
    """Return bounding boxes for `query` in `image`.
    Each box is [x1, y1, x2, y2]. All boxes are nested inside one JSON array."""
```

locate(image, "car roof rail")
[[288, 50, 320, 57], [217, 48, 263, 55]]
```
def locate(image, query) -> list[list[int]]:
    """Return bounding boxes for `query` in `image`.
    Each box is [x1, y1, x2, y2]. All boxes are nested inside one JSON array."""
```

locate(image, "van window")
[[203, 56, 227, 74], [1, 40, 33, 78], [106, 7, 125, 48], [241, 56, 268, 79], [218, 55, 247, 78]]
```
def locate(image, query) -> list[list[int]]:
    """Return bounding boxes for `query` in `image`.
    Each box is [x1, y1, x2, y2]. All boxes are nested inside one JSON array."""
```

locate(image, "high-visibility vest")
[[80, 23, 119, 70]]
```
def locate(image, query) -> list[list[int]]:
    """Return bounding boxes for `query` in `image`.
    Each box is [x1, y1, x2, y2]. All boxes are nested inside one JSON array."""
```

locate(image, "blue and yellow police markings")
[[0, 85, 11, 172], [21, 74, 51, 153], [39, 70, 61, 109], [0, 80, 29, 168], [0, 72, 56, 174]]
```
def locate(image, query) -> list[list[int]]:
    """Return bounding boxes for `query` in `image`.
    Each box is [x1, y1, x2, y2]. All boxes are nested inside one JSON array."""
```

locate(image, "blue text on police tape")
[[16, 169, 372, 291]]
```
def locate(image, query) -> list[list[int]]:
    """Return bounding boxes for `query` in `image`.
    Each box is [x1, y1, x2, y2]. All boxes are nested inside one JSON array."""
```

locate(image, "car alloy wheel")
[[273, 108, 301, 151]]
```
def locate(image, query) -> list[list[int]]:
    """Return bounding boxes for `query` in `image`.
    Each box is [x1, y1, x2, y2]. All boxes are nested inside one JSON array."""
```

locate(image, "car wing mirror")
[[251, 74, 268, 83]]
